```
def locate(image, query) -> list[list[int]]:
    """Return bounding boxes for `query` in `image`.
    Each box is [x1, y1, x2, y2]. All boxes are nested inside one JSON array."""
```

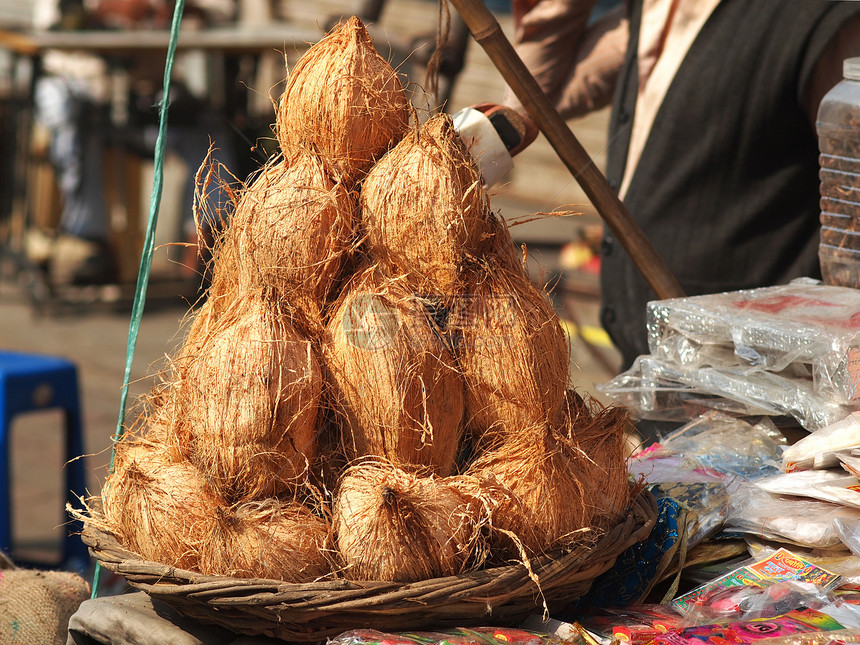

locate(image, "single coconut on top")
[[451, 262, 569, 447], [324, 266, 465, 476], [210, 152, 356, 318], [361, 113, 490, 296], [334, 460, 482, 582], [179, 293, 322, 502], [276, 16, 409, 184]]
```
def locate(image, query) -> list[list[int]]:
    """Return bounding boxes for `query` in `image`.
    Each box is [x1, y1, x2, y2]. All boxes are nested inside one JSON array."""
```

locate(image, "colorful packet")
[[651, 608, 845, 645], [581, 605, 686, 644], [674, 549, 842, 613]]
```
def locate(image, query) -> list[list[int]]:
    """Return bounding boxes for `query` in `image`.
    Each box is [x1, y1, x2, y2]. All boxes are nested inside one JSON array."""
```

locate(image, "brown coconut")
[[563, 390, 632, 531], [128, 386, 191, 463], [478, 210, 523, 276], [100, 437, 220, 571], [180, 293, 322, 502], [464, 424, 598, 559], [174, 294, 222, 375], [276, 16, 409, 183], [142, 299, 236, 465], [208, 153, 356, 318], [451, 263, 569, 446], [199, 498, 332, 581], [334, 461, 481, 581], [324, 267, 465, 476], [361, 113, 490, 295], [447, 472, 537, 564]]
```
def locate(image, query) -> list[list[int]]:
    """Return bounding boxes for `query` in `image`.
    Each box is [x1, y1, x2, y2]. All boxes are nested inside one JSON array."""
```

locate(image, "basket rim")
[[83, 487, 657, 603], [81, 488, 657, 642]]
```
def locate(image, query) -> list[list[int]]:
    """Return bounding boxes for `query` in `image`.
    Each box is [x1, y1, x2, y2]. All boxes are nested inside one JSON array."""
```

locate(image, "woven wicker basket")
[[82, 489, 656, 642]]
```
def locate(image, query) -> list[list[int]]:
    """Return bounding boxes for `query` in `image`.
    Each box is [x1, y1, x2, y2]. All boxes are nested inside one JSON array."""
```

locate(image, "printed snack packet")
[[651, 608, 845, 645], [673, 549, 842, 614], [581, 605, 686, 644]]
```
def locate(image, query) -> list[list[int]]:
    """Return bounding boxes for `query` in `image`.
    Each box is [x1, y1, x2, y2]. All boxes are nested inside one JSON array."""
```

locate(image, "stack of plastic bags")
[[599, 278, 860, 430], [727, 412, 860, 557], [628, 410, 860, 580]]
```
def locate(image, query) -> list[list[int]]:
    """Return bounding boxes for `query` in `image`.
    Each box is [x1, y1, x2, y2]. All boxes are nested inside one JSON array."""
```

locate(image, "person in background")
[[506, 0, 860, 372], [31, 0, 236, 286]]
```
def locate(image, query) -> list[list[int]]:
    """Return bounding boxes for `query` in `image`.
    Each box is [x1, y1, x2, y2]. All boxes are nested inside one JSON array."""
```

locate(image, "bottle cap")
[[845, 57, 860, 81]]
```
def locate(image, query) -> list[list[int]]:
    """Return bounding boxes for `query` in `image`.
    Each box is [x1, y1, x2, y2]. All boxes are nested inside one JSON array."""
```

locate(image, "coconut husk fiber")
[[311, 408, 351, 498], [480, 210, 524, 275], [464, 424, 599, 560], [208, 153, 356, 319], [129, 386, 191, 464], [178, 292, 322, 502], [451, 262, 569, 447], [333, 460, 482, 582], [172, 295, 221, 377], [199, 498, 333, 581], [99, 436, 222, 571], [447, 471, 540, 564], [116, 379, 187, 464], [361, 113, 490, 295], [563, 390, 632, 532], [276, 16, 409, 184], [324, 266, 465, 476]]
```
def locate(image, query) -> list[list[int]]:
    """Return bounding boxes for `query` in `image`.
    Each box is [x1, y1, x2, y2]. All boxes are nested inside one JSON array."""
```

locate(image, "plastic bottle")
[[817, 57, 860, 288]]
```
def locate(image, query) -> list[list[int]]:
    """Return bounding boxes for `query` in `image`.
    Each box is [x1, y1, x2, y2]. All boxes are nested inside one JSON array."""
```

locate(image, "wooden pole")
[[447, 0, 685, 300]]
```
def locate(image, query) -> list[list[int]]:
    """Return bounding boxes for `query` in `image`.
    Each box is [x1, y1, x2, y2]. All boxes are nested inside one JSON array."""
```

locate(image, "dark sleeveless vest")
[[600, 0, 860, 369]]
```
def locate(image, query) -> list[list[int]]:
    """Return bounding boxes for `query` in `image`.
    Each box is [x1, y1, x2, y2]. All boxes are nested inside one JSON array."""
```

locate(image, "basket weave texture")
[[83, 489, 657, 643]]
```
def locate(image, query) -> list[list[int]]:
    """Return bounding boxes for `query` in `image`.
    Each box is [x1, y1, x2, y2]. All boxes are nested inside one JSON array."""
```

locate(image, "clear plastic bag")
[[679, 581, 838, 626], [628, 454, 728, 485], [782, 413, 860, 472], [649, 608, 848, 645], [833, 518, 860, 560], [747, 539, 860, 588], [726, 483, 860, 549], [752, 628, 860, 645], [658, 413, 786, 480], [597, 355, 775, 422], [646, 279, 860, 406], [755, 470, 860, 508], [627, 414, 787, 547], [327, 628, 570, 645], [598, 355, 855, 431], [838, 452, 860, 478]]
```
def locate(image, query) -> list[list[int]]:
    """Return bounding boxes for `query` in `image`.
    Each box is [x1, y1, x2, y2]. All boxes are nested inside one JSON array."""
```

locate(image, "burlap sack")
[[0, 555, 90, 645]]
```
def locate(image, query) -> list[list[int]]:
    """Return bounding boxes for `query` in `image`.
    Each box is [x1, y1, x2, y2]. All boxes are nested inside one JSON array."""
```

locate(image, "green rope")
[[91, 0, 185, 599]]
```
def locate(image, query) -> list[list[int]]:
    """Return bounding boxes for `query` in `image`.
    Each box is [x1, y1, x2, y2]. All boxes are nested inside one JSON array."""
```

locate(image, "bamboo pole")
[[447, 0, 685, 300]]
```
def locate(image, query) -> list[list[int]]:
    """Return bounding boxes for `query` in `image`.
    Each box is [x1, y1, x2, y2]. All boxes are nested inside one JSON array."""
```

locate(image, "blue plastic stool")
[[0, 350, 89, 571]]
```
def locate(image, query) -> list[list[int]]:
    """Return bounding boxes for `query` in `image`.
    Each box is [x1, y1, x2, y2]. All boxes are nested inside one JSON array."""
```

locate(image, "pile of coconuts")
[[89, 16, 632, 585]]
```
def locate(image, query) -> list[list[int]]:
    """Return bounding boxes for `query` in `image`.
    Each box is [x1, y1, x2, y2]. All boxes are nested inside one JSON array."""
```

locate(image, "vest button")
[[608, 179, 618, 191], [618, 109, 630, 124], [602, 306, 616, 325], [601, 235, 614, 256]]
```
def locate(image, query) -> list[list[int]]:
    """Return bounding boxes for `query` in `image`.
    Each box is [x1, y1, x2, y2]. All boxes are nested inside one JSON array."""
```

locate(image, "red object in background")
[[582, 254, 601, 275], [93, 0, 167, 28], [560, 241, 601, 274]]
